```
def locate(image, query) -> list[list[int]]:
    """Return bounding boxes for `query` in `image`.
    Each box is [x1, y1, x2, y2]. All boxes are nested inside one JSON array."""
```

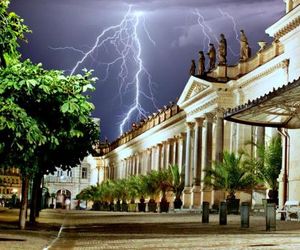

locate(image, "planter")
[[115, 201, 121, 211], [174, 198, 182, 209], [128, 203, 137, 212], [148, 200, 157, 212], [226, 198, 240, 214], [121, 203, 128, 212], [109, 202, 114, 211], [160, 201, 169, 213], [138, 203, 146, 212]]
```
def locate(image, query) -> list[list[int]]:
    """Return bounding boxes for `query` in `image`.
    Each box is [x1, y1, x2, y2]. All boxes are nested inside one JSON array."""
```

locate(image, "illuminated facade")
[[0, 167, 22, 203], [101, 0, 300, 208]]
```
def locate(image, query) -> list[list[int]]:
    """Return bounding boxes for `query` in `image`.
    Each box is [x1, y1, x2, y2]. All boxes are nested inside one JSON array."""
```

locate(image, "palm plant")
[[247, 135, 282, 200], [204, 151, 256, 199], [169, 164, 185, 208]]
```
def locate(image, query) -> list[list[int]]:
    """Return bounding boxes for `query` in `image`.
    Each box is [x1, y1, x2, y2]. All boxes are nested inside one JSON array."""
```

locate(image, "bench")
[[277, 201, 300, 221]]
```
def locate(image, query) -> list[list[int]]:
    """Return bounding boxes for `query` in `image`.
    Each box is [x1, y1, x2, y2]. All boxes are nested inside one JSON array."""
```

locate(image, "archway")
[[56, 189, 71, 209]]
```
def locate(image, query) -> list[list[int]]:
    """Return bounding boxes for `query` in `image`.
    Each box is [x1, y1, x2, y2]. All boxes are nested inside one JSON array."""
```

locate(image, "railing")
[[44, 176, 74, 183]]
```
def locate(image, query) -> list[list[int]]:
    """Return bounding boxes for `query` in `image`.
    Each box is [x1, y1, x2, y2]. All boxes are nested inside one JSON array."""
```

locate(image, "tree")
[[204, 151, 257, 199], [248, 135, 282, 200], [0, 1, 99, 229]]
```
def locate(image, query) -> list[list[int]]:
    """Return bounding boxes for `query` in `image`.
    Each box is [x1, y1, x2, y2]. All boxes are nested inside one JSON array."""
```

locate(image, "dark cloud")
[[9, 0, 285, 140]]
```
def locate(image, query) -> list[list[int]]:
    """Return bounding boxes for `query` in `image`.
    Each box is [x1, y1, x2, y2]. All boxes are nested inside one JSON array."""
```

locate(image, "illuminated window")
[[81, 167, 87, 179]]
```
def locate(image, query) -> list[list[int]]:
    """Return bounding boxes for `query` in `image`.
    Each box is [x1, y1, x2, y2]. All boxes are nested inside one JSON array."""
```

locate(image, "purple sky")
[[10, 0, 285, 141]]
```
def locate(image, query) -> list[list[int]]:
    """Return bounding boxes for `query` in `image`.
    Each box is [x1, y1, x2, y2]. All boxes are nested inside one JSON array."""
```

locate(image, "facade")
[[44, 154, 105, 209], [100, 0, 300, 209], [0, 167, 22, 205]]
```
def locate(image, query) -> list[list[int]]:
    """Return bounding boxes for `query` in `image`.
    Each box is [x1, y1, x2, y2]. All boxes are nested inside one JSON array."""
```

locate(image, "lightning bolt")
[[193, 9, 218, 52], [193, 9, 239, 58], [49, 6, 157, 136], [218, 8, 240, 57]]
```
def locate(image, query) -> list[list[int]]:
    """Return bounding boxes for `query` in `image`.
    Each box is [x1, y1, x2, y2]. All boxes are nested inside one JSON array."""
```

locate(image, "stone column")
[[201, 113, 214, 204], [161, 141, 166, 170], [172, 137, 178, 165], [147, 149, 152, 173], [215, 110, 224, 164], [150, 147, 155, 171], [183, 122, 194, 208], [178, 132, 186, 175], [167, 138, 174, 168], [136, 154, 140, 175], [156, 143, 162, 170], [192, 118, 204, 208]]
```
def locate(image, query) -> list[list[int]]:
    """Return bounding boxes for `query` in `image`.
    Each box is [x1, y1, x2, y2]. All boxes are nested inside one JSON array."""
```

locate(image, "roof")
[[224, 78, 300, 128]]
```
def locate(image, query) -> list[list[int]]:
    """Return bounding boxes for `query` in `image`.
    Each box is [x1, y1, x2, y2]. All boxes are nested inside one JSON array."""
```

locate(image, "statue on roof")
[[189, 59, 196, 76], [207, 43, 216, 71], [218, 34, 227, 65], [198, 51, 205, 76], [240, 30, 251, 61]]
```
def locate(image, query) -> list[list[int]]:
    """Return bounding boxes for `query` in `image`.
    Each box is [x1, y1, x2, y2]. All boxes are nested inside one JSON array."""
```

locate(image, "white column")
[[151, 146, 156, 171], [178, 132, 186, 175], [156, 144, 162, 170], [172, 137, 178, 165], [183, 122, 194, 208], [192, 118, 204, 208], [215, 110, 224, 164], [201, 113, 214, 204], [147, 149, 152, 173]]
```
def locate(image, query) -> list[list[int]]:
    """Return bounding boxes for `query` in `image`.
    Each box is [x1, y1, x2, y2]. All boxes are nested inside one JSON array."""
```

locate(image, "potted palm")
[[169, 165, 185, 209], [127, 176, 143, 212], [142, 171, 160, 212], [247, 135, 282, 204], [204, 151, 256, 214], [157, 168, 172, 213]]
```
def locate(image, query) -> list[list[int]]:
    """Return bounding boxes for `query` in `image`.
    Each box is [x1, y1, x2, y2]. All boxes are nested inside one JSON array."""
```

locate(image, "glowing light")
[[50, 6, 157, 136]]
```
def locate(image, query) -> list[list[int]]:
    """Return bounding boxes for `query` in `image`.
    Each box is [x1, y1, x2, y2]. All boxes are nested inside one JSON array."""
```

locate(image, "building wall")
[[101, 1, 300, 209]]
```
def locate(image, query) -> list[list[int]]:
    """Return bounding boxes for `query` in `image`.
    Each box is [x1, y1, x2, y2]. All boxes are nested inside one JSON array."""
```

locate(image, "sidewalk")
[[0, 209, 300, 249]]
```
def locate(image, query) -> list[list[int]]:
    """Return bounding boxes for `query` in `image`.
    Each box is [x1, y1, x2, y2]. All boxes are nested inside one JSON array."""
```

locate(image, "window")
[[81, 167, 87, 179], [67, 170, 72, 177]]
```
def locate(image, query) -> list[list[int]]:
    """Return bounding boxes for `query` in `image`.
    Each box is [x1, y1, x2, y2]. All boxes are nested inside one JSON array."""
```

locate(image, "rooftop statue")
[[218, 34, 227, 65], [198, 51, 205, 76], [189, 59, 196, 76], [240, 30, 251, 61], [207, 43, 216, 71]]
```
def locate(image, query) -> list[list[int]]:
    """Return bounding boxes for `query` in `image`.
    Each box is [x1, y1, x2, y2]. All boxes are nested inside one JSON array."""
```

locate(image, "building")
[[0, 167, 22, 206], [44, 154, 106, 209], [100, 0, 300, 209]]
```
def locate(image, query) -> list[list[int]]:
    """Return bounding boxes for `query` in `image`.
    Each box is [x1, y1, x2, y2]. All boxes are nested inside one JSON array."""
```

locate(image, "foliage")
[[0, 0, 31, 67], [247, 135, 282, 191], [204, 151, 257, 199], [169, 165, 185, 199], [0, 59, 99, 175]]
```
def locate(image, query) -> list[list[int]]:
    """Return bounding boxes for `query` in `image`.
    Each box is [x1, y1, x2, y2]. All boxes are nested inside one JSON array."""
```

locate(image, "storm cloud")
[[10, 0, 285, 140]]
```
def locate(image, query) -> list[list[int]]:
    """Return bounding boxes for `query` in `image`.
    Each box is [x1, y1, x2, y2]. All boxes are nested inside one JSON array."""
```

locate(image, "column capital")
[[204, 113, 214, 122], [180, 132, 187, 139], [167, 138, 174, 143], [186, 122, 195, 130], [157, 143, 162, 148], [194, 117, 205, 126], [214, 108, 226, 118]]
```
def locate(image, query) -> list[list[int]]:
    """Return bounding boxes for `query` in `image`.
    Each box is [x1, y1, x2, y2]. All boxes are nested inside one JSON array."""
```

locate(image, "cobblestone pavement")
[[1, 209, 300, 249]]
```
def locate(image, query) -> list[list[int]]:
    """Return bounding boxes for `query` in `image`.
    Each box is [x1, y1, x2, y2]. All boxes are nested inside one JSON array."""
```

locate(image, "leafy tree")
[[0, 0, 30, 67], [0, 1, 99, 229], [204, 151, 257, 199]]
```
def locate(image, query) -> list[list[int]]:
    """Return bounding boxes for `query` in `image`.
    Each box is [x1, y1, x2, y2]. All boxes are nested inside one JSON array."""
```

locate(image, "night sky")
[[9, 0, 285, 141]]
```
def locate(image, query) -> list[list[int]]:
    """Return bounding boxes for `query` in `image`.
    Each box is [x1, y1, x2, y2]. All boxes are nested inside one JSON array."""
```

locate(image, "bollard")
[[241, 202, 250, 228], [219, 201, 227, 225], [266, 203, 276, 231], [202, 202, 210, 223]]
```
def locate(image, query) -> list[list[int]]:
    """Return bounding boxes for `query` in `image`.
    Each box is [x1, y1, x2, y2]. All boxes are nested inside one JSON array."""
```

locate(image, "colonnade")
[[105, 109, 268, 209]]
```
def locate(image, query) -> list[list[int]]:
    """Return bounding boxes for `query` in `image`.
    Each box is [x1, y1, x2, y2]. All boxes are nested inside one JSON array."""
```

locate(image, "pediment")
[[177, 76, 212, 107]]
